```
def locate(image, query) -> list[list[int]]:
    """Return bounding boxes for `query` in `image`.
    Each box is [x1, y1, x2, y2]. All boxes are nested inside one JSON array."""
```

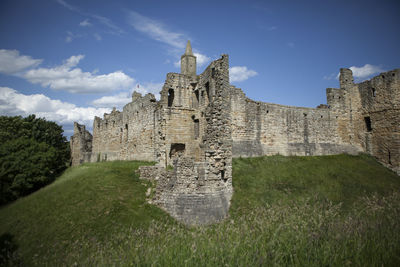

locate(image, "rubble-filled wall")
[[70, 122, 92, 166], [150, 55, 233, 225], [333, 68, 400, 174]]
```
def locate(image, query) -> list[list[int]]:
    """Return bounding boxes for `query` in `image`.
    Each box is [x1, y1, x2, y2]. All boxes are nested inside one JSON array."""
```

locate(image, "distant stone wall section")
[[91, 94, 157, 163], [230, 87, 361, 157]]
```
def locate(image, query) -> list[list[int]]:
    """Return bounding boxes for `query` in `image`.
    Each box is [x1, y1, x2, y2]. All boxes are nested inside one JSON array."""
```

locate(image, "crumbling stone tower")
[[146, 43, 233, 225]]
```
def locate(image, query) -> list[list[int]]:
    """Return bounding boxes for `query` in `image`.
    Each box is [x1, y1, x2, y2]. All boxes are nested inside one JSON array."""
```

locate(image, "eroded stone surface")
[[70, 42, 400, 225]]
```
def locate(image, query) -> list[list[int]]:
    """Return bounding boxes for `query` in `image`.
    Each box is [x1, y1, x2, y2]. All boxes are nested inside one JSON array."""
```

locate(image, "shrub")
[[0, 115, 70, 204]]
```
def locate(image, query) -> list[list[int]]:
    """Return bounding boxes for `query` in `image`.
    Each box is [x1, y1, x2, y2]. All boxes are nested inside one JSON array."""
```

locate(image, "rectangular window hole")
[[364, 116, 372, 132]]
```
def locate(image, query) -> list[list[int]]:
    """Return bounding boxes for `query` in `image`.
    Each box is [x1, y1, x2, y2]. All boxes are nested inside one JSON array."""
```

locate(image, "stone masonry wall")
[[70, 122, 92, 166], [91, 93, 157, 163], [230, 86, 361, 158], [150, 55, 233, 225], [155, 72, 201, 168], [347, 69, 400, 174]]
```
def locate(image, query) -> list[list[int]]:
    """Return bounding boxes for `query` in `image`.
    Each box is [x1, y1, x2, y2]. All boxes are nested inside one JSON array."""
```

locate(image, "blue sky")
[[0, 0, 399, 137]]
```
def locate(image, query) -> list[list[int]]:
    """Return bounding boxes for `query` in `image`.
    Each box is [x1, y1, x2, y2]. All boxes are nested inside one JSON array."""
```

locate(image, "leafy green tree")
[[0, 115, 70, 204]]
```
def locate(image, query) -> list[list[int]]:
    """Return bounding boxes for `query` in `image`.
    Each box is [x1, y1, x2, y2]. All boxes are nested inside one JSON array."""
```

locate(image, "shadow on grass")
[[0, 233, 21, 266]]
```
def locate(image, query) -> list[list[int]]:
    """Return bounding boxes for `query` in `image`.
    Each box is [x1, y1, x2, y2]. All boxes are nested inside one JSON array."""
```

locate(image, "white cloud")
[[134, 82, 163, 99], [229, 66, 258, 82], [80, 19, 91, 27], [91, 92, 131, 109], [91, 14, 124, 35], [323, 73, 336, 80], [22, 55, 134, 94], [328, 64, 385, 82], [0, 49, 42, 74], [349, 64, 384, 79], [93, 33, 102, 41], [57, 0, 124, 35], [127, 10, 186, 49], [194, 53, 211, 67], [126, 10, 213, 69], [56, 0, 78, 12], [267, 26, 277, 31], [91, 82, 163, 109], [65, 31, 85, 43], [0, 87, 109, 127], [65, 33, 73, 43]]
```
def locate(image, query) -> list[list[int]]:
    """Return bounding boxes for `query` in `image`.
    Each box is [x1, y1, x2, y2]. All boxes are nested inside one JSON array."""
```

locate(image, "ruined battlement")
[[124, 92, 157, 114], [71, 42, 399, 225], [70, 122, 92, 166]]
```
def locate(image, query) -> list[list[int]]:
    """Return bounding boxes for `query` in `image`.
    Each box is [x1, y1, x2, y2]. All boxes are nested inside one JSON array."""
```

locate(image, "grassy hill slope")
[[1, 154, 399, 266]]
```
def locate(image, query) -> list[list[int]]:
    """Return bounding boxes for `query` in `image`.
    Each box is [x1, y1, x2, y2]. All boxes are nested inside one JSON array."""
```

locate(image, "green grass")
[[231, 154, 400, 212], [1, 154, 400, 266]]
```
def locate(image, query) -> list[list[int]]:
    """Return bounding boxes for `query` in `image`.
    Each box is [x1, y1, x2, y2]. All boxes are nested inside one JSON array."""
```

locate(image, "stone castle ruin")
[[71, 41, 400, 225]]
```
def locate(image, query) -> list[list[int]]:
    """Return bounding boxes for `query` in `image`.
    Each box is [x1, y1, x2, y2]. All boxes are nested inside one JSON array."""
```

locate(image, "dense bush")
[[0, 115, 70, 204]]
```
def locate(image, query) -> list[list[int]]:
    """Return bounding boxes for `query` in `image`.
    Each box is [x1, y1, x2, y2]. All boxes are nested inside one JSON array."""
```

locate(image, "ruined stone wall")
[[148, 55, 233, 225], [202, 55, 233, 193], [150, 158, 230, 225], [120, 93, 157, 161], [70, 122, 92, 166], [92, 109, 123, 162], [71, 44, 399, 225], [230, 86, 360, 158], [155, 73, 201, 168], [351, 69, 400, 174], [91, 93, 157, 163]]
